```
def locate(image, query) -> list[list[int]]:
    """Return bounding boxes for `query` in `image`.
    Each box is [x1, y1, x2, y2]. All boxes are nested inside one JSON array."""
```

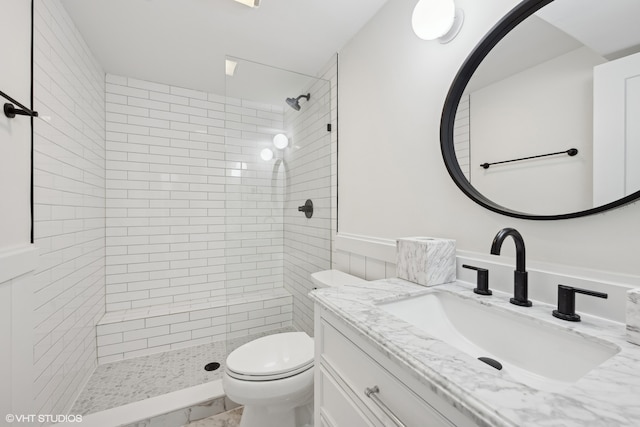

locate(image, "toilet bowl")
[[223, 270, 366, 427]]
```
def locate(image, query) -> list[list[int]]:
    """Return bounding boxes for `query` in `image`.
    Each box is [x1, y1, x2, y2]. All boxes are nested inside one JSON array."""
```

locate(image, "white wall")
[[32, 0, 106, 417], [0, 0, 32, 251], [470, 47, 604, 214], [338, 0, 640, 277]]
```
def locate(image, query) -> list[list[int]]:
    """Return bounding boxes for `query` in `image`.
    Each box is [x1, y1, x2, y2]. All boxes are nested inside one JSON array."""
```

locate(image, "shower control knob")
[[298, 199, 313, 218]]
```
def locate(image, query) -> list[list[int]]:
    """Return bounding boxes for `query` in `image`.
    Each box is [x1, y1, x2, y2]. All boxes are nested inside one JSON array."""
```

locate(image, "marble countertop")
[[310, 278, 640, 427]]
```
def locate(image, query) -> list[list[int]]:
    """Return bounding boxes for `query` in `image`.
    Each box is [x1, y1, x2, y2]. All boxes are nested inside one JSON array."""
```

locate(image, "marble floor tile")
[[183, 407, 243, 427], [72, 326, 294, 416]]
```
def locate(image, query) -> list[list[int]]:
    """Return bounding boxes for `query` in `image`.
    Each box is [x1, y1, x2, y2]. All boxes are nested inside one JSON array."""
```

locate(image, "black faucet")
[[490, 228, 531, 307]]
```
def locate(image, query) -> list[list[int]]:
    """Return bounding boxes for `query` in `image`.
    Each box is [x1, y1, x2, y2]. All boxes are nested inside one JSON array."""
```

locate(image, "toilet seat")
[[226, 332, 314, 381]]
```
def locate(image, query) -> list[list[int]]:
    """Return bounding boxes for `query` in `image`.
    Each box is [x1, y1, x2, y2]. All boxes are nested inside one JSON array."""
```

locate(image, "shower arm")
[[296, 93, 310, 101]]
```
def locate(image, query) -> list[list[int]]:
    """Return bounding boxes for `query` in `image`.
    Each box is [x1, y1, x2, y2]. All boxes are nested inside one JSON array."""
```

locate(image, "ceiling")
[[467, 15, 583, 93], [60, 0, 390, 96], [466, 0, 640, 94], [536, 0, 640, 60]]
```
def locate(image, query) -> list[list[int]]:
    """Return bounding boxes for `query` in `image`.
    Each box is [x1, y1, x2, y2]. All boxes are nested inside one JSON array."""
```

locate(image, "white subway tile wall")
[[102, 74, 303, 361], [95, 290, 292, 364], [105, 75, 285, 312], [283, 61, 335, 336], [224, 96, 286, 299], [33, 0, 106, 416]]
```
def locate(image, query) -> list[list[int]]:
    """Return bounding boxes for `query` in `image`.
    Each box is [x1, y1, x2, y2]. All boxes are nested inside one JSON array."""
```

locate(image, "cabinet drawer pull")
[[364, 386, 406, 427]]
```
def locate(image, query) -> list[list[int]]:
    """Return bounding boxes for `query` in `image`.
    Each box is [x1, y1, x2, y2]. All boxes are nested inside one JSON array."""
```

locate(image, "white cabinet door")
[[593, 52, 640, 205], [318, 367, 377, 427]]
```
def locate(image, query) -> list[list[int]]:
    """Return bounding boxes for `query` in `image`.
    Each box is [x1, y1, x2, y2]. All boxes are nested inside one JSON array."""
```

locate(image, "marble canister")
[[627, 288, 640, 346], [396, 237, 456, 287]]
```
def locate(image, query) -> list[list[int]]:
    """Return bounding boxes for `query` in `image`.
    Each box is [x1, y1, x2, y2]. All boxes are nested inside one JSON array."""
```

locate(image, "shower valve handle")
[[298, 199, 313, 218]]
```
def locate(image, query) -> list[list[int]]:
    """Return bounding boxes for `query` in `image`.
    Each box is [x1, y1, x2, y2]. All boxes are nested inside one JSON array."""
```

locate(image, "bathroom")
[[1, 0, 639, 426]]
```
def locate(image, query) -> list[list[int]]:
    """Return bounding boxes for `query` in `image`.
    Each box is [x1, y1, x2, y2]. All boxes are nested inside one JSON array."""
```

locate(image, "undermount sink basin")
[[378, 291, 620, 392]]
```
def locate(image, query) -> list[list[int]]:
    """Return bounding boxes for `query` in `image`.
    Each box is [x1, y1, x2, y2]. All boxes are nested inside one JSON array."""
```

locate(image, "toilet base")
[[239, 401, 313, 427]]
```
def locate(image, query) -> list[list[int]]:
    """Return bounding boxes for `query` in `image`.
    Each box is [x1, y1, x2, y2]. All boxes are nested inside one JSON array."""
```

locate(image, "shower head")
[[285, 93, 310, 111]]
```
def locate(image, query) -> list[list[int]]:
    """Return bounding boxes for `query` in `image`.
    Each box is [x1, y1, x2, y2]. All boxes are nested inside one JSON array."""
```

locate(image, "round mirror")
[[441, 0, 640, 220]]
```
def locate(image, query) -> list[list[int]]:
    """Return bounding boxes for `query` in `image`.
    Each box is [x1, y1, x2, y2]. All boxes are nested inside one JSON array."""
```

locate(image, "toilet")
[[223, 270, 366, 427]]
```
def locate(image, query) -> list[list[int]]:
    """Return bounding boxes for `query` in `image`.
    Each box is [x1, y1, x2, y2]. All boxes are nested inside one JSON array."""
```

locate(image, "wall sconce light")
[[273, 133, 289, 150], [260, 148, 274, 161], [411, 0, 464, 43]]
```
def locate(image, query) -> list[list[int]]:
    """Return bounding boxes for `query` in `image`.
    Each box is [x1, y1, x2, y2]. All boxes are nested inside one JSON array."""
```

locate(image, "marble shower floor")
[[72, 327, 294, 416]]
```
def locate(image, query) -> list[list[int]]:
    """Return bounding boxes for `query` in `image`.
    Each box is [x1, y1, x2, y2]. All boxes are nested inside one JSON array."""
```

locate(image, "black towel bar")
[[480, 148, 578, 169], [1, 89, 38, 118]]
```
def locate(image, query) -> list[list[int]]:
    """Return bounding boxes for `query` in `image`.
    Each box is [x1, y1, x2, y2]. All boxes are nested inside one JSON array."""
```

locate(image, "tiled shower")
[[31, 0, 336, 418]]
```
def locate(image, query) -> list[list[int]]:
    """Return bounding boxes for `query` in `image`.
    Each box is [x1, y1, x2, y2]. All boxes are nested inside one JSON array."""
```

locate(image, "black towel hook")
[[1, 90, 38, 118]]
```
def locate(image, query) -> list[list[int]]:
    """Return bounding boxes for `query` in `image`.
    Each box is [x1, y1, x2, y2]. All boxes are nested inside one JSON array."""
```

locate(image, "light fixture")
[[260, 148, 274, 161], [273, 133, 289, 150], [225, 60, 237, 77], [232, 0, 261, 8], [411, 0, 464, 43]]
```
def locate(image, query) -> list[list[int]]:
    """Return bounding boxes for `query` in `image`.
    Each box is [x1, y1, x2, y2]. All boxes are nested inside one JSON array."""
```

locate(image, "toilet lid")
[[226, 332, 314, 380]]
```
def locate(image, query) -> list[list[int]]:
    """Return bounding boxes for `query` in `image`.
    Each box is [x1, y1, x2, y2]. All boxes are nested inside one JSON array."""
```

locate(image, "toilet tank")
[[310, 269, 366, 289]]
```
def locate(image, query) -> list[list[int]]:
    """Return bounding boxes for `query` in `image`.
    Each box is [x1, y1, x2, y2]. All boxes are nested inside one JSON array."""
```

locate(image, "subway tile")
[[147, 331, 191, 347], [96, 333, 123, 347], [189, 307, 226, 321], [170, 318, 211, 333], [170, 85, 207, 100], [124, 344, 171, 360], [171, 104, 207, 117], [128, 96, 171, 111], [151, 91, 189, 106], [97, 339, 148, 357], [191, 324, 226, 339], [107, 103, 149, 117], [128, 115, 171, 129], [33, 2, 107, 411], [106, 83, 149, 99], [123, 325, 170, 341], [127, 77, 171, 94], [229, 318, 264, 332], [145, 313, 190, 327], [97, 319, 145, 335], [149, 109, 188, 122]]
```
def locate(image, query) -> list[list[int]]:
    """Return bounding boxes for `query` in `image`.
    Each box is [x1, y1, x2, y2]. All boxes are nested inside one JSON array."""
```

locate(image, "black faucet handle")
[[552, 284, 608, 322], [462, 264, 492, 296]]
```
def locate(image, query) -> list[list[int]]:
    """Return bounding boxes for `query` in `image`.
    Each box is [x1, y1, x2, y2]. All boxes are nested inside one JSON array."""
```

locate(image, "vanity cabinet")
[[314, 306, 478, 427]]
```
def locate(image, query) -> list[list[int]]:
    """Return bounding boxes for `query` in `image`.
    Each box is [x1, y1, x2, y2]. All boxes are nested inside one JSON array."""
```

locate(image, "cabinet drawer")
[[319, 366, 376, 427], [321, 319, 456, 427]]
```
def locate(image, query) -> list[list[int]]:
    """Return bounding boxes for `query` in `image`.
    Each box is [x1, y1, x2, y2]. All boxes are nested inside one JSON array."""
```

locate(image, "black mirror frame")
[[440, 0, 640, 220]]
